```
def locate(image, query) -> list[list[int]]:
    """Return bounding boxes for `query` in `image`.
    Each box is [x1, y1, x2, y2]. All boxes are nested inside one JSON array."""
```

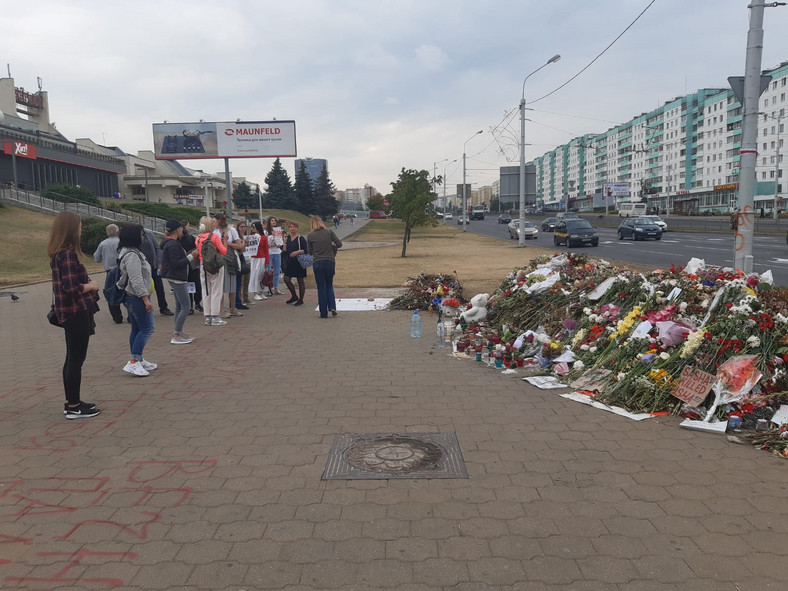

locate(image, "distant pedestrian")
[[195, 215, 228, 326], [48, 211, 101, 419], [333, 215, 339, 229], [117, 224, 157, 376], [283, 221, 308, 306], [249, 221, 269, 301], [140, 228, 172, 316], [93, 223, 123, 324], [265, 216, 284, 295], [178, 220, 203, 313], [307, 215, 342, 319], [160, 220, 199, 345]]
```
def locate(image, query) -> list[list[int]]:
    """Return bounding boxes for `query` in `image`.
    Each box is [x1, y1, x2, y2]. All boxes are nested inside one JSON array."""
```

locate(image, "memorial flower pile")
[[478, 254, 788, 418], [389, 271, 467, 312]]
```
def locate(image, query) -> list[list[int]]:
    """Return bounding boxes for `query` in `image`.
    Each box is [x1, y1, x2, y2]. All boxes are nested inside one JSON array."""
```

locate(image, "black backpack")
[[103, 251, 134, 306]]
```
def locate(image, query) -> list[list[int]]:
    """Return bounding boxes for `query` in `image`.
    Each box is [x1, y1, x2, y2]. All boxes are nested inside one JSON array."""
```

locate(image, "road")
[[451, 215, 788, 287]]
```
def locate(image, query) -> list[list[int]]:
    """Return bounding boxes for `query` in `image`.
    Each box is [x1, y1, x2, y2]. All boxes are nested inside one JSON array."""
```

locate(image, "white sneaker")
[[170, 335, 192, 345], [254, 294, 266, 301], [140, 359, 157, 371], [211, 317, 227, 326], [180, 333, 195, 342], [123, 361, 149, 377], [205, 318, 212, 326]]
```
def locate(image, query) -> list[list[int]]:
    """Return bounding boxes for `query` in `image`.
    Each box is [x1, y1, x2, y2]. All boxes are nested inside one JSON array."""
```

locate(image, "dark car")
[[554, 219, 599, 247], [498, 214, 512, 224], [541, 217, 560, 232], [617, 217, 663, 241]]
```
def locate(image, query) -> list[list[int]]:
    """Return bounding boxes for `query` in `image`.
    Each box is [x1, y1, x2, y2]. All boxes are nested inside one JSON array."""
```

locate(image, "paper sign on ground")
[[560, 392, 656, 421], [770, 404, 788, 426], [522, 376, 569, 389], [679, 418, 728, 434], [569, 368, 612, 393], [672, 366, 716, 406]]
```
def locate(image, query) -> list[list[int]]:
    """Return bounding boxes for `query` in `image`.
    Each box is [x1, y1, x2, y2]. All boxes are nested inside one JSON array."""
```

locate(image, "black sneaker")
[[65, 402, 100, 419], [160, 309, 174, 316], [63, 401, 97, 415]]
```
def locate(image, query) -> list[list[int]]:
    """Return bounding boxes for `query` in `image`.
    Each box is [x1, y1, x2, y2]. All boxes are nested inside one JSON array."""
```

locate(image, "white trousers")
[[200, 265, 225, 316]]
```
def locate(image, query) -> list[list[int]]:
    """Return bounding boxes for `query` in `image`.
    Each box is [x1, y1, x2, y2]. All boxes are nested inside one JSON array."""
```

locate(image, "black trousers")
[[152, 270, 169, 312], [62, 310, 91, 405], [104, 270, 124, 322]]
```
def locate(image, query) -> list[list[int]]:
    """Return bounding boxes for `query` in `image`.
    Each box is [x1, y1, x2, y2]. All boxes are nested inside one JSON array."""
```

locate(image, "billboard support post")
[[225, 158, 232, 220]]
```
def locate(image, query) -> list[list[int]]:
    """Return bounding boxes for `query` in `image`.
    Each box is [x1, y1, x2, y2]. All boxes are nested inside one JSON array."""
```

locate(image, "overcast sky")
[[4, 0, 788, 195]]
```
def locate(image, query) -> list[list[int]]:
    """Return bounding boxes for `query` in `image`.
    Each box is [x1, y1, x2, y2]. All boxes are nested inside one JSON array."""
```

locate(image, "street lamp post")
[[462, 130, 483, 232], [258, 182, 268, 221], [433, 158, 448, 219], [443, 159, 457, 222], [519, 54, 561, 247]]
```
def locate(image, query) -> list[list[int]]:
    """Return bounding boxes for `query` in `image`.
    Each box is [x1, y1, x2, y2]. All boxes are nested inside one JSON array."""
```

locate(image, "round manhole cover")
[[344, 435, 445, 474]]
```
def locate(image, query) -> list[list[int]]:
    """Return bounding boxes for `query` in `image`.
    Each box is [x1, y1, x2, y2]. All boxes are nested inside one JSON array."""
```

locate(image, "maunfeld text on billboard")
[[152, 120, 297, 160]]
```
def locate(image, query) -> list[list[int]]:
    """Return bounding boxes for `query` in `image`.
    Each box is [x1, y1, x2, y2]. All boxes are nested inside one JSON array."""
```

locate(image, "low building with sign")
[[0, 77, 124, 196]]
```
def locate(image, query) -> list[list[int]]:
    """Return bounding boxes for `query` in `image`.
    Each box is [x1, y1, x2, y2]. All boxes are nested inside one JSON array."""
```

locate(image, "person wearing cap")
[[160, 220, 199, 344]]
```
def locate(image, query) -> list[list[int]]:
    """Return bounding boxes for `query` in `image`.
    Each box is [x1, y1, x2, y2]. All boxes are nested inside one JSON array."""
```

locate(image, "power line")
[[529, 0, 658, 105]]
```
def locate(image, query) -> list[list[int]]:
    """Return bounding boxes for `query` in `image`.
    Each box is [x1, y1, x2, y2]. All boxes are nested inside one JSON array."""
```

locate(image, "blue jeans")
[[312, 260, 336, 318], [168, 281, 190, 333], [235, 274, 243, 307], [126, 295, 155, 360], [269, 253, 281, 289]]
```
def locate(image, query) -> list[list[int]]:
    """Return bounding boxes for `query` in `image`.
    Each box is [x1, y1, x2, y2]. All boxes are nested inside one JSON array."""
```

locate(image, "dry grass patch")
[[336, 220, 560, 295], [0, 205, 103, 286]]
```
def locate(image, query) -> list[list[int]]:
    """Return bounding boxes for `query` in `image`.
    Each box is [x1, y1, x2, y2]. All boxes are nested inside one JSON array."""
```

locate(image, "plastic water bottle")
[[410, 311, 422, 338], [436, 321, 446, 348]]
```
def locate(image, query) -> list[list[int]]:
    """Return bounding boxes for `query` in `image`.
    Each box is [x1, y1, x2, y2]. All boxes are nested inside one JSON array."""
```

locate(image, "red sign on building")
[[2, 141, 37, 160]]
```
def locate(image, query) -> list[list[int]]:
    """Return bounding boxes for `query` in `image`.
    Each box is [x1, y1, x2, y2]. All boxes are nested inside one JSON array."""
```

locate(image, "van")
[[617, 202, 647, 218]]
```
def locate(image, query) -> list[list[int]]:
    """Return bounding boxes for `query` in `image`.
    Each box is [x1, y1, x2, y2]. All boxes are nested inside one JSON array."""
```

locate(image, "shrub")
[[121, 202, 202, 226], [42, 184, 100, 206]]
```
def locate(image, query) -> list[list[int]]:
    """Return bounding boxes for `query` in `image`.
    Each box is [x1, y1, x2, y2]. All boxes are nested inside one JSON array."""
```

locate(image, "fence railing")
[[0, 187, 166, 235]]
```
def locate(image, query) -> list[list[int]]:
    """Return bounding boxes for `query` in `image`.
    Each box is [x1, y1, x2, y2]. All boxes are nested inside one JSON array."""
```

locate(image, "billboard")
[[603, 182, 630, 198], [152, 120, 296, 160]]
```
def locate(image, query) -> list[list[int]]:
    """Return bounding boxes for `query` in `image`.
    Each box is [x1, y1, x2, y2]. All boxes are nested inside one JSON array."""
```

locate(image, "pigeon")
[[0, 291, 25, 301]]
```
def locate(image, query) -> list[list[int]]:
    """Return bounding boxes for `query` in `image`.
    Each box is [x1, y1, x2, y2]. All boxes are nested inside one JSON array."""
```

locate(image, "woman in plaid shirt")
[[48, 212, 101, 419]]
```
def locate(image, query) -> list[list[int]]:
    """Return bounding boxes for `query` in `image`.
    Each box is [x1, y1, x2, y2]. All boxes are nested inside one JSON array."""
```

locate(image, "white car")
[[507, 219, 539, 240], [645, 215, 668, 232], [444, 213, 453, 220]]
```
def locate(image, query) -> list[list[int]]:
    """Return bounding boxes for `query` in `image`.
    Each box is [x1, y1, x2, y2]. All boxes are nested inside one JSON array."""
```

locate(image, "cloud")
[[414, 44, 449, 71]]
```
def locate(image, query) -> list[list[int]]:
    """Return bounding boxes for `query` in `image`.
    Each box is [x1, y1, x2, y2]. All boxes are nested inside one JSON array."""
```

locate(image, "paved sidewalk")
[[1, 272, 787, 590]]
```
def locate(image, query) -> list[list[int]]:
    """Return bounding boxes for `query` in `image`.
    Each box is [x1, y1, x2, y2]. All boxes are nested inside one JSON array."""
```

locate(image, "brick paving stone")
[[576, 556, 638, 584], [438, 536, 492, 560], [333, 537, 386, 561], [411, 557, 469, 586], [523, 556, 582, 585], [631, 556, 695, 583], [468, 557, 527, 585], [357, 559, 414, 587], [386, 537, 439, 562], [540, 534, 597, 558], [245, 561, 303, 589]]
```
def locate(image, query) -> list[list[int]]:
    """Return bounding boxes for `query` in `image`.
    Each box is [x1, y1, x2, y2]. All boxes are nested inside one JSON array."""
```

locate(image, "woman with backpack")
[[160, 220, 199, 344], [48, 211, 101, 419], [195, 215, 228, 326], [117, 224, 157, 377]]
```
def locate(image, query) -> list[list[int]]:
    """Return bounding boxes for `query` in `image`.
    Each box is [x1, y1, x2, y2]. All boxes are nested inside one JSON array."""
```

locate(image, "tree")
[[232, 181, 256, 210], [264, 158, 294, 209], [366, 193, 386, 212], [388, 168, 439, 257], [293, 160, 315, 215], [313, 167, 339, 219]]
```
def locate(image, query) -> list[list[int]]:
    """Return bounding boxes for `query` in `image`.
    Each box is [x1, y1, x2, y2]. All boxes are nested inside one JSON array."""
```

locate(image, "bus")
[[617, 202, 647, 217]]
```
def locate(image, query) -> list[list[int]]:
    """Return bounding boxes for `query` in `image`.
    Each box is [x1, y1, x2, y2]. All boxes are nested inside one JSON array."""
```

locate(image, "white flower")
[[747, 336, 761, 348], [588, 314, 599, 323], [679, 302, 688, 312], [574, 360, 585, 372], [700, 299, 710, 309], [589, 346, 598, 353], [583, 307, 591, 315], [659, 352, 670, 360]]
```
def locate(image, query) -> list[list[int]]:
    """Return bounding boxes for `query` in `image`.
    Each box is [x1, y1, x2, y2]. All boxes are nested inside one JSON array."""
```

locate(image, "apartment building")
[[524, 61, 788, 214]]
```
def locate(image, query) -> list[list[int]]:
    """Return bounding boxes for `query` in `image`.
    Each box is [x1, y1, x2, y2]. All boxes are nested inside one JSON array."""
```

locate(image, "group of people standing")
[[49, 211, 343, 419]]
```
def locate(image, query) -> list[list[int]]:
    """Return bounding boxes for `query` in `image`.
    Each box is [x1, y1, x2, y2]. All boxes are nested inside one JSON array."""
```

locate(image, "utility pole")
[[733, 0, 786, 272]]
